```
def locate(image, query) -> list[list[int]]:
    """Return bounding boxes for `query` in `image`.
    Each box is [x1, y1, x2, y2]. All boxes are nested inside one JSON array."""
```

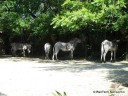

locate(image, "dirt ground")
[[0, 56, 128, 96]]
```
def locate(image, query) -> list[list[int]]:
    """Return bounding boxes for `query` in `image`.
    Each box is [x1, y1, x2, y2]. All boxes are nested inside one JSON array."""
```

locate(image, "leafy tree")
[[0, 0, 64, 36], [51, 0, 127, 33], [1, 0, 128, 59], [51, 0, 128, 60], [0, 0, 35, 35]]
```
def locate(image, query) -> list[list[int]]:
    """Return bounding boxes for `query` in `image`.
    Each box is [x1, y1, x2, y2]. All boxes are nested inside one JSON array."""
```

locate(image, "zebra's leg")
[[45, 53, 48, 59], [110, 51, 113, 62], [114, 50, 116, 62], [55, 52, 58, 60], [52, 53, 55, 60], [101, 52, 103, 63], [45, 51, 47, 59], [55, 49, 59, 60], [53, 48, 59, 60], [27, 49, 31, 57], [103, 51, 107, 63], [12, 50, 15, 57], [22, 50, 26, 57], [70, 51, 73, 59], [52, 54, 54, 60], [47, 52, 49, 59]]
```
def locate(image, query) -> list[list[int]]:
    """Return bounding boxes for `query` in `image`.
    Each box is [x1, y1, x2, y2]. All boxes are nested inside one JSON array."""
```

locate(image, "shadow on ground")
[[0, 92, 7, 96], [37, 60, 128, 88], [0, 55, 128, 87]]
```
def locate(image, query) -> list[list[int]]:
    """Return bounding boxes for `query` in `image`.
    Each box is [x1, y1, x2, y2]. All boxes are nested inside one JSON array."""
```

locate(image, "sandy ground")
[[0, 56, 128, 96]]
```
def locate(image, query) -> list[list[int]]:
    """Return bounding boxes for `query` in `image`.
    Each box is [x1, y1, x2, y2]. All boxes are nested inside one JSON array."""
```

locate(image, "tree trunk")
[[126, 41, 128, 61], [0, 37, 5, 55]]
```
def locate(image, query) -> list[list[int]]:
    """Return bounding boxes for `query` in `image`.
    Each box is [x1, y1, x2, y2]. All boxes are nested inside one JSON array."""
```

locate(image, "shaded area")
[[36, 60, 128, 88], [0, 56, 128, 88], [0, 92, 7, 96]]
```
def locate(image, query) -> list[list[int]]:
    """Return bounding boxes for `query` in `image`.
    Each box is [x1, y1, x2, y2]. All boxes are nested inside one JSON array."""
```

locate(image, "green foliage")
[[0, 0, 63, 36], [0, 0, 128, 36], [62, 0, 84, 10], [0, 0, 33, 34], [51, 7, 95, 32], [51, 0, 128, 33], [52, 91, 67, 96], [31, 13, 53, 36]]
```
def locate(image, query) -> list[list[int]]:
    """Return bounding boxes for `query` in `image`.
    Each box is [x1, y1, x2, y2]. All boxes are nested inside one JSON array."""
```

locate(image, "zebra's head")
[[27, 44, 32, 53], [74, 38, 81, 43]]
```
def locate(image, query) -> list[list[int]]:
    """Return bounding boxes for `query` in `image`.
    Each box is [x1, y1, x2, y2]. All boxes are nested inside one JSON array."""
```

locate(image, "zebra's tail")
[[101, 43, 104, 61]]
